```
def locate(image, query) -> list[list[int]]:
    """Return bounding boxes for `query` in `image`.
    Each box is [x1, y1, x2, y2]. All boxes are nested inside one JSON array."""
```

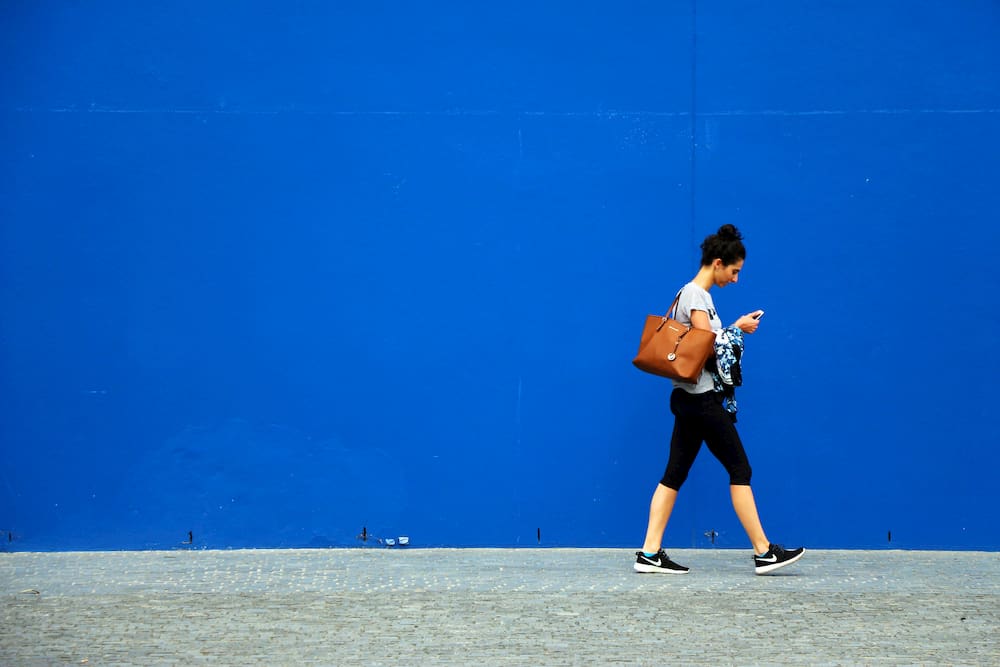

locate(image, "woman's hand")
[[734, 311, 763, 334]]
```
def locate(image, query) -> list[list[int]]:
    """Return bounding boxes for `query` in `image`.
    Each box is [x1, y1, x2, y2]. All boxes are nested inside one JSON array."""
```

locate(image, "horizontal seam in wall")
[[5, 107, 1000, 116]]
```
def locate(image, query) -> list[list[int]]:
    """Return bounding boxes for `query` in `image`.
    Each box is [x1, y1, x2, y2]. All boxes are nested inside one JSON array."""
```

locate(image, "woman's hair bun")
[[700, 224, 746, 265], [716, 224, 743, 241]]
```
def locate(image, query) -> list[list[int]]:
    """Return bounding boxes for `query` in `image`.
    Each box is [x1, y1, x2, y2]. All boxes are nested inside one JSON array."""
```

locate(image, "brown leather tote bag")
[[632, 290, 717, 382]]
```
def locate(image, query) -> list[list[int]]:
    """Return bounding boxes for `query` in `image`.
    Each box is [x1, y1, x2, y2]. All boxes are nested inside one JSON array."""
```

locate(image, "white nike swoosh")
[[757, 555, 778, 563], [642, 557, 662, 566]]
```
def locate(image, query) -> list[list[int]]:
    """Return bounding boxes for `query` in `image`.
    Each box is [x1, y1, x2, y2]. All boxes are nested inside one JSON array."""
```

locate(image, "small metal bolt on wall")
[[0, 530, 14, 551]]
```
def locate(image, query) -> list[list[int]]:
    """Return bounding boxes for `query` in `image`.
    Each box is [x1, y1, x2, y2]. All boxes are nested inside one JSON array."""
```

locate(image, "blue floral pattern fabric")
[[711, 326, 744, 416]]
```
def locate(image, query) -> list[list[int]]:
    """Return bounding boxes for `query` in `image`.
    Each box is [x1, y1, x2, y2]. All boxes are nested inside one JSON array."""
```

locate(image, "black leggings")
[[660, 389, 753, 490]]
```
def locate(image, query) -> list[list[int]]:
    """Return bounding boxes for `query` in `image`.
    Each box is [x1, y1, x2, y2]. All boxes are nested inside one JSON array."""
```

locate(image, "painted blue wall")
[[2, 2, 998, 551]]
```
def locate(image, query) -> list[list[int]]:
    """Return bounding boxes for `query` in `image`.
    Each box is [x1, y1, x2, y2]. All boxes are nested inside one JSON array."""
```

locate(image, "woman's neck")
[[693, 265, 715, 291]]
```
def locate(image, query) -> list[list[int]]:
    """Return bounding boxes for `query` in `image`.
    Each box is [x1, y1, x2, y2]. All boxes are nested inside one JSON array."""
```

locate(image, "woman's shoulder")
[[683, 281, 706, 293], [680, 281, 711, 300]]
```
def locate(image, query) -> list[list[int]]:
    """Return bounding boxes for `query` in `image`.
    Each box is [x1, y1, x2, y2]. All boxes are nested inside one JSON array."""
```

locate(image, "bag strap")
[[666, 287, 685, 319], [656, 288, 686, 332]]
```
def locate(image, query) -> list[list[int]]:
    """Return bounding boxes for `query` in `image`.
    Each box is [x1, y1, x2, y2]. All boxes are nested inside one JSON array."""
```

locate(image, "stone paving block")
[[1, 548, 997, 665]]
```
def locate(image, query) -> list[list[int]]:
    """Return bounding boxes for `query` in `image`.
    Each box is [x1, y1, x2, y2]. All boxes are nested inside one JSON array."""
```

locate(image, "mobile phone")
[[752, 310, 765, 320]]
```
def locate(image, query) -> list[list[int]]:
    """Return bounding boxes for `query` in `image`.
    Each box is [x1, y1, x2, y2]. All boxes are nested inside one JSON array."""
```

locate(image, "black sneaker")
[[634, 549, 689, 574], [753, 543, 805, 575]]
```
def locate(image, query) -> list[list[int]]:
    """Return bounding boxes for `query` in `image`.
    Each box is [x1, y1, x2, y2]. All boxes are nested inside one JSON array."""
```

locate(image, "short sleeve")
[[687, 288, 712, 315], [674, 283, 711, 327]]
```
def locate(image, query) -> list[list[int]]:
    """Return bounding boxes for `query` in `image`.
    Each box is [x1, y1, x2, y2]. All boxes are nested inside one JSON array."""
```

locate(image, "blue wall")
[[2, 2, 998, 551]]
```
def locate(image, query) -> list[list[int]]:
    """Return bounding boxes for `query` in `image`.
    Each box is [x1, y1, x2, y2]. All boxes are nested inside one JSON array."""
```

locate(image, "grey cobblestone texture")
[[1, 548, 997, 666]]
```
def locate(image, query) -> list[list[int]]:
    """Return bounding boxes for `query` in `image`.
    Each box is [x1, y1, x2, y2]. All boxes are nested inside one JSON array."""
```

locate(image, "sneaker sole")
[[754, 549, 805, 575], [633, 562, 689, 574]]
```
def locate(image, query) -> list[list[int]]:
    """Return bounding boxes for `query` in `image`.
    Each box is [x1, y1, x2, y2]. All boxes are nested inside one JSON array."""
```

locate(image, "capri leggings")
[[660, 388, 753, 489]]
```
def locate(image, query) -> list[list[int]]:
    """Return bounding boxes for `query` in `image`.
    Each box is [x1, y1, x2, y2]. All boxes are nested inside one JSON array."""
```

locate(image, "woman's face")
[[713, 258, 744, 288]]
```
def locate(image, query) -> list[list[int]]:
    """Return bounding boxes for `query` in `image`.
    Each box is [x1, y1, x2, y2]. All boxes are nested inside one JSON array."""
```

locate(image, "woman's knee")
[[728, 464, 752, 486], [659, 470, 687, 490]]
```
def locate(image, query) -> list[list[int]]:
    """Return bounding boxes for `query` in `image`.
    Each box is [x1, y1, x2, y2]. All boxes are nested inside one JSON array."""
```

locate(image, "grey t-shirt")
[[670, 282, 721, 394]]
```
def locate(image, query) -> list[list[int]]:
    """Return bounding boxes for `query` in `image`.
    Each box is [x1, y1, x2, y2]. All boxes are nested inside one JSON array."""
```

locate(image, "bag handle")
[[666, 287, 684, 319], [656, 288, 686, 332]]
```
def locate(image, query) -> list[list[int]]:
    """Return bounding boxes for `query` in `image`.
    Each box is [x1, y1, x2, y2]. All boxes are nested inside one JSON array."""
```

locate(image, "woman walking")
[[634, 224, 804, 575]]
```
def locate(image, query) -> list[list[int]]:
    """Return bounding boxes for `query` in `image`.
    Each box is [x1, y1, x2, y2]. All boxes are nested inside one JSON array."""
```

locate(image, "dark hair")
[[700, 224, 746, 266]]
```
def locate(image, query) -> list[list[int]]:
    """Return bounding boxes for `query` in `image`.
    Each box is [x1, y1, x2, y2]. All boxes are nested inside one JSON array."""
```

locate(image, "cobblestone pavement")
[[1, 548, 998, 666]]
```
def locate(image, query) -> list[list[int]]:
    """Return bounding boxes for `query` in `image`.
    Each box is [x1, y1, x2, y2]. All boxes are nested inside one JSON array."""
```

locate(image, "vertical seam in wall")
[[689, 0, 698, 243]]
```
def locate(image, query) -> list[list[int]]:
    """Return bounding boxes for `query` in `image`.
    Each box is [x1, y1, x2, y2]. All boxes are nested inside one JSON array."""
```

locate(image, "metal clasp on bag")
[[666, 328, 689, 362], [655, 318, 680, 361]]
